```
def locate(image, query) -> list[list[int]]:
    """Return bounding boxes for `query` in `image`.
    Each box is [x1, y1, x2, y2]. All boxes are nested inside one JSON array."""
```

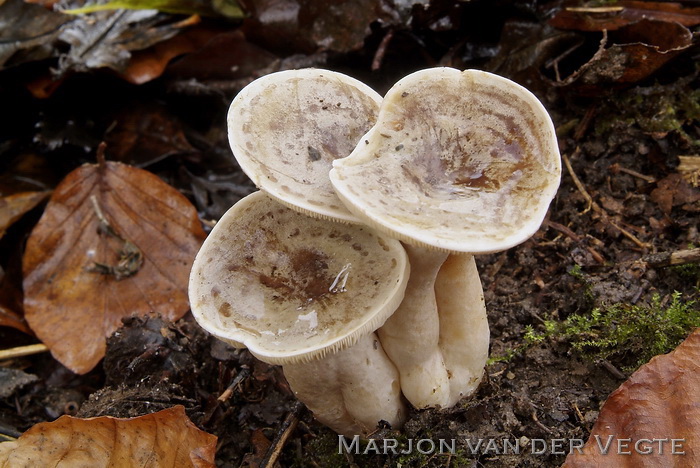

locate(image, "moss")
[[563, 292, 699, 370], [594, 81, 700, 148], [493, 292, 699, 371]]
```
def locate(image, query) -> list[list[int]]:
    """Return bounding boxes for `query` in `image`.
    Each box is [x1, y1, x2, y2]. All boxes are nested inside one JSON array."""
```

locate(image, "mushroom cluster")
[[189, 67, 561, 437]]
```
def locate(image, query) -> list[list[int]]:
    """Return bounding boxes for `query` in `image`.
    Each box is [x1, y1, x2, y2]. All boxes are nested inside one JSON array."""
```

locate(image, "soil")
[[1, 1, 699, 467]]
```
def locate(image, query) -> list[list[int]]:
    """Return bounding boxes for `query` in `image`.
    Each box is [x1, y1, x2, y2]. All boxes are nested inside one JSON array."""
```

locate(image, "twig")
[[600, 359, 626, 379], [260, 401, 305, 468], [0, 343, 49, 361], [562, 149, 593, 214], [571, 402, 584, 423], [563, 149, 651, 250], [217, 367, 251, 402], [641, 248, 700, 268], [531, 410, 553, 434], [609, 164, 656, 183]]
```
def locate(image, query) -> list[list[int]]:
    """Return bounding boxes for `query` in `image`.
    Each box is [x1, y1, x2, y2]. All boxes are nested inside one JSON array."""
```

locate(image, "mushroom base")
[[283, 332, 406, 438]]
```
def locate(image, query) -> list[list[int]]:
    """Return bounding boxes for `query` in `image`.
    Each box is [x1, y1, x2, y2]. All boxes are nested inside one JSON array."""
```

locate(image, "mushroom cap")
[[330, 68, 561, 253], [227, 68, 382, 223], [188, 191, 409, 365]]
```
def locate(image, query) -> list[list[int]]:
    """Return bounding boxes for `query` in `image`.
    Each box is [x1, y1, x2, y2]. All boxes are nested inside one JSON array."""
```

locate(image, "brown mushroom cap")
[[227, 69, 382, 223], [330, 68, 561, 253], [188, 191, 409, 364]]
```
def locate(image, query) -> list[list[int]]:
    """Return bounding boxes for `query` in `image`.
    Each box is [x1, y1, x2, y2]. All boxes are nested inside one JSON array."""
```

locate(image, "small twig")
[[600, 359, 627, 379], [562, 149, 593, 214], [0, 343, 49, 361], [641, 248, 700, 268], [372, 29, 394, 71], [217, 367, 251, 402], [531, 410, 553, 434], [563, 149, 651, 250], [609, 164, 656, 183], [571, 402, 584, 423], [260, 401, 305, 468]]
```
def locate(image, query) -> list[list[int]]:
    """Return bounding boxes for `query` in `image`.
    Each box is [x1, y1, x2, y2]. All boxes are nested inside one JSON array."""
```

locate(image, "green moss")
[[594, 82, 700, 147], [564, 292, 699, 370], [491, 292, 699, 371]]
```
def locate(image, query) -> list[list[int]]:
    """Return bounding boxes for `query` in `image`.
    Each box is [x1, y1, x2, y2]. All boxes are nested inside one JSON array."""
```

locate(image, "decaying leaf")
[[55, 9, 191, 76], [0, 0, 69, 69], [0, 191, 50, 239], [22, 152, 206, 374], [104, 103, 196, 166], [0, 405, 217, 467], [549, 19, 693, 90], [563, 328, 700, 467], [550, 1, 700, 32], [242, 0, 396, 54], [650, 173, 700, 214]]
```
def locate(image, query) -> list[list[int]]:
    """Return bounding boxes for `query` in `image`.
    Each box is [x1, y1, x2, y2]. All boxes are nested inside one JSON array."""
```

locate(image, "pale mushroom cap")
[[330, 68, 562, 253], [189, 191, 409, 365], [227, 69, 382, 223]]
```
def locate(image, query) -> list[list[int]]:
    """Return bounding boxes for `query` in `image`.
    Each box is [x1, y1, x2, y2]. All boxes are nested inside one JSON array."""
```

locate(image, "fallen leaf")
[[0, 191, 50, 239], [119, 24, 218, 85], [650, 173, 700, 214], [0, 0, 69, 69], [549, 19, 693, 90], [0, 405, 217, 467], [104, 103, 196, 166], [56, 10, 189, 75], [23, 151, 206, 374], [241, 0, 395, 54], [563, 328, 700, 467], [550, 1, 700, 32]]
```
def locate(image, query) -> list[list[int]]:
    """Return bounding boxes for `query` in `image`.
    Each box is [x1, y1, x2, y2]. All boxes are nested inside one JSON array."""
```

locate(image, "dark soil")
[[1, 1, 699, 467]]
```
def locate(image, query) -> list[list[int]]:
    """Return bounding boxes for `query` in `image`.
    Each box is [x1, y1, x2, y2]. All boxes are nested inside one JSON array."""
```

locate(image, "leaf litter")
[[0, 0, 699, 466]]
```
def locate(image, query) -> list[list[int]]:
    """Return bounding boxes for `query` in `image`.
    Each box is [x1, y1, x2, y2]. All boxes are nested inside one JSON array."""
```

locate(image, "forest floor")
[[1, 1, 699, 467]]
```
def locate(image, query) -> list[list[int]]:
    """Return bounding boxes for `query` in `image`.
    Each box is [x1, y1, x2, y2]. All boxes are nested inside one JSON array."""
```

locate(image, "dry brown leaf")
[[0, 191, 50, 239], [0, 405, 216, 467], [22, 153, 206, 374], [650, 173, 700, 214], [564, 328, 700, 467]]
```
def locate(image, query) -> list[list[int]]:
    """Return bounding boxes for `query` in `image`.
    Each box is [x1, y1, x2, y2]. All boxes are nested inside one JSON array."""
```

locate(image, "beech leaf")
[[22, 156, 206, 374], [563, 328, 700, 466], [0, 191, 50, 239], [0, 405, 216, 467]]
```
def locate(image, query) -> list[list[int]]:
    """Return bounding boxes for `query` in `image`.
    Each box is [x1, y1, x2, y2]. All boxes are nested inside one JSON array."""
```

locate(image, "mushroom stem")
[[377, 245, 452, 408], [283, 332, 405, 437], [435, 254, 489, 406], [378, 246, 489, 409]]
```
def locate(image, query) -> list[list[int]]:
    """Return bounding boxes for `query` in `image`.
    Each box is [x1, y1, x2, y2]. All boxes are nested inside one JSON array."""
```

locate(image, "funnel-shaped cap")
[[228, 69, 382, 223], [330, 68, 561, 253], [189, 191, 409, 364]]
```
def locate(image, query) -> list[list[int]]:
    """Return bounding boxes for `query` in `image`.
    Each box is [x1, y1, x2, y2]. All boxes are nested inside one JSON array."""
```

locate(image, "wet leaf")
[[650, 173, 700, 214], [119, 24, 219, 84], [56, 10, 191, 75], [0, 191, 50, 240], [22, 154, 206, 374], [563, 328, 700, 467], [0, 0, 69, 69], [550, 1, 700, 32], [104, 103, 196, 166], [0, 405, 217, 467], [549, 19, 693, 90], [242, 0, 395, 54]]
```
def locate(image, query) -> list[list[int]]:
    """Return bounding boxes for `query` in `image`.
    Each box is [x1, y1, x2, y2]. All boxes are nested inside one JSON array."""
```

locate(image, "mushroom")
[[330, 67, 561, 408], [227, 68, 381, 222], [189, 191, 409, 436]]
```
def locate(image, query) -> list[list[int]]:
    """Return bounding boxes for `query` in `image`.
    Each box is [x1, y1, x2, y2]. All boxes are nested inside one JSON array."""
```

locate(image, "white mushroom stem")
[[435, 254, 489, 406], [377, 245, 452, 408], [378, 245, 489, 409], [283, 332, 405, 437]]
